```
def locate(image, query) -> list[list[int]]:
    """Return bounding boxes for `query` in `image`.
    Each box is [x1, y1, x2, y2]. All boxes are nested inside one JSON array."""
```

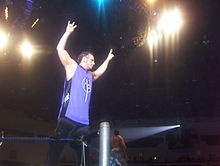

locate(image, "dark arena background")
[[0, 0, 220, 166]]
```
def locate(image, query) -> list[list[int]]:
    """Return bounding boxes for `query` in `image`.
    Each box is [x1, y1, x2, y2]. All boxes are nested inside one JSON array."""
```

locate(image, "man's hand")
[[66, 21, 77, 33], [93, 49, 114, 81], [107, 49, 114, 61]]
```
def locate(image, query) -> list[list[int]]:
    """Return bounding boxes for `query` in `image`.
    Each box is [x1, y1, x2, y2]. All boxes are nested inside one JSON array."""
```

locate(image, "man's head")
[[77, 51, 95, 70], [114, 129, 120, 136]]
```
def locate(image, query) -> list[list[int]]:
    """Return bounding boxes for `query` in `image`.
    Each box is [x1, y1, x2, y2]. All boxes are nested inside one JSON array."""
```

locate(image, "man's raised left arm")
[[93, 49, 114, 80]]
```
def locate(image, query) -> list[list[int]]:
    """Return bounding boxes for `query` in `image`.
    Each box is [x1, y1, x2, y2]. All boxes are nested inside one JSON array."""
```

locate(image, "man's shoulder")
[[112, 135, 123, 140]]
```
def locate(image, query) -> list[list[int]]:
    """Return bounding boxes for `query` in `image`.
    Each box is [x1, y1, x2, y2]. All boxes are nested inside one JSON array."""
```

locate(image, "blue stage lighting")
[[94, 0, 109, 7], [98, 0, 104, 3]]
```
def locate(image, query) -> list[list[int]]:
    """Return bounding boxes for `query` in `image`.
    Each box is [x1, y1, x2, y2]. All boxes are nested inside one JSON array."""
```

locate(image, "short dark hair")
[[114, 129, 120, 136], [77, 51, 93, 64]]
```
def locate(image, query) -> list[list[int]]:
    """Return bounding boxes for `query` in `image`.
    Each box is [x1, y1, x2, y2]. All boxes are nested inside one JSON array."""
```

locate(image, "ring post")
[[99, 122, 110, 166]]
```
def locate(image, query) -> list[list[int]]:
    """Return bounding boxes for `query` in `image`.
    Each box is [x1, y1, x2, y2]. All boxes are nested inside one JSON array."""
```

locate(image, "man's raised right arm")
[[56, 21, 78, 79]]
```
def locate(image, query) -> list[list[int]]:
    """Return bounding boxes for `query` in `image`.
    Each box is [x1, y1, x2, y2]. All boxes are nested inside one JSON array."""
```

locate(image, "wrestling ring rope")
[[0, 122, 110, 166]]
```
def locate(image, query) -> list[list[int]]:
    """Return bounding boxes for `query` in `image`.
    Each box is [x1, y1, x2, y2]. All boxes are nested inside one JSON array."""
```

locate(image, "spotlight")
[[20, 40, 34, 58], [0, 31, 8, 49], [117, 124, 182, 142], [157, 8, 183, 35], [31, 18, 40, 28], [98, 0, 104, 3], [148, 0, 157, 4], [5, 7, 8, 20], [147, 29, 162, 47], [173, 124, 181, 128]]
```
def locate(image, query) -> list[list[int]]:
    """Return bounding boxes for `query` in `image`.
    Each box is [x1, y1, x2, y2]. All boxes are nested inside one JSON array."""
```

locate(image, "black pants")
[[45, 118, 89, 166]]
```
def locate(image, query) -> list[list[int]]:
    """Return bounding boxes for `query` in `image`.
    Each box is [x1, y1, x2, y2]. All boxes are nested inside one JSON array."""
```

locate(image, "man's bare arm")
[[93, 49, 114, 80], [56, 21, 78, 79]]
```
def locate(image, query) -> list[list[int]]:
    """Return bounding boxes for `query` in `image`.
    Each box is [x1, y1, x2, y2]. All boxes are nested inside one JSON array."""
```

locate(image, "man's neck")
[[79, 63, 88, 71]]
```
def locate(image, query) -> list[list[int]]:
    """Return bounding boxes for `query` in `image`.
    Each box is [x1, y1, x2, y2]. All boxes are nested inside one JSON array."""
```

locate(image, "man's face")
[[85, 54, 95, 70]]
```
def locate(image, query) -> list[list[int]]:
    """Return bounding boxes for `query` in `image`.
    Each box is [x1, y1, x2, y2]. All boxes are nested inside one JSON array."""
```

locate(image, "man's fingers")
[[109, 49, 113, 54], [73, 25, 77, 29], [67, 21, 76, 26]]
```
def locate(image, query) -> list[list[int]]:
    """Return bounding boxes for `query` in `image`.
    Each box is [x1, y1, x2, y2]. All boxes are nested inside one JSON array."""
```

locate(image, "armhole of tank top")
[[90, 71, 95, 81], [66, 65, 78, 81]]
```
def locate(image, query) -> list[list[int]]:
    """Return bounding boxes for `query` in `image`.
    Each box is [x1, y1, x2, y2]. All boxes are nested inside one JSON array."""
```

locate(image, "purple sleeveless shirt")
[[58, 65, 93, 125]]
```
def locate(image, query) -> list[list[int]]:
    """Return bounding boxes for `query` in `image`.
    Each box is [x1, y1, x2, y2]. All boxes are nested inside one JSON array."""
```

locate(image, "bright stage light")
[[31, 18, 39, 28], [114, 124, 181, 142], [147, 29, 162, 48], [0, 31, 8, 49], [96, 0, 106, 6], [158, 9, 183, 35], [147, 0, 157, 4], [20, 40, 34, 58], [5, 7, 9, 20]]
